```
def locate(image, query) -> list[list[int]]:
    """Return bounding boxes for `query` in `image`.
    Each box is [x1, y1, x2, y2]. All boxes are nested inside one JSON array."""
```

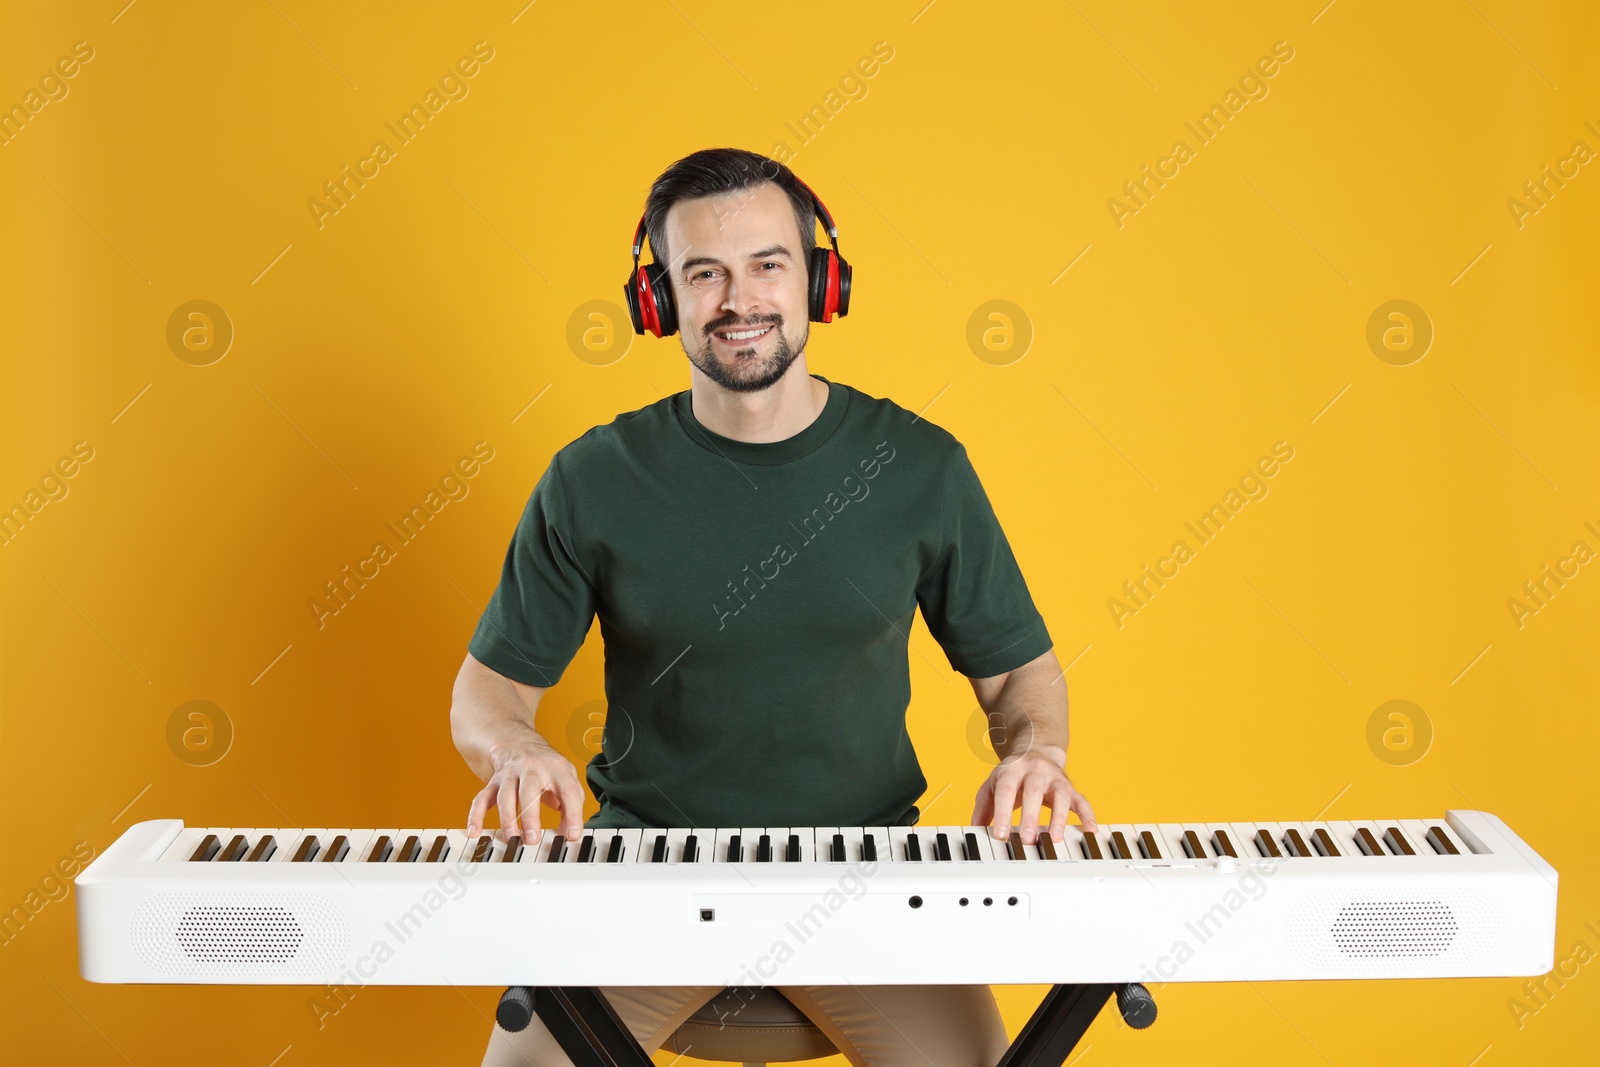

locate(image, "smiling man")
[[451, 147, 1096, 1067]]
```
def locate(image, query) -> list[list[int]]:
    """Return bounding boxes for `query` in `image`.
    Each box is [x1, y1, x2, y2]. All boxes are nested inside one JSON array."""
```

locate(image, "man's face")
[[663, 182, 811, 394]]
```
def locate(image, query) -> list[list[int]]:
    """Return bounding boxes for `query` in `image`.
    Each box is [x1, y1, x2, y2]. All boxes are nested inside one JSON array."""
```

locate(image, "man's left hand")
[[971, 745, 1096, 843]]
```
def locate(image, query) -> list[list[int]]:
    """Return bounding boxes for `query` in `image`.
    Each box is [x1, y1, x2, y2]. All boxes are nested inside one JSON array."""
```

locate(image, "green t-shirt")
[[467, 373, 1053, 830]]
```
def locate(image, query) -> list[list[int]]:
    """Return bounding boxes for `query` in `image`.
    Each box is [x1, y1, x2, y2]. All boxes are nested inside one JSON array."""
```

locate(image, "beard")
[[684, 314, 809, 394]]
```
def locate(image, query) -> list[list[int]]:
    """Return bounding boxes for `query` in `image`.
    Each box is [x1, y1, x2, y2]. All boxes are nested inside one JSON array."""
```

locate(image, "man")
[[451, 147, 1097, 1067]]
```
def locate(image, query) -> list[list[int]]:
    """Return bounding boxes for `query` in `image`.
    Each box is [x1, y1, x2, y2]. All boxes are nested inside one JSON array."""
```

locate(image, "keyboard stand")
[[496, 981, 1156, 1067]]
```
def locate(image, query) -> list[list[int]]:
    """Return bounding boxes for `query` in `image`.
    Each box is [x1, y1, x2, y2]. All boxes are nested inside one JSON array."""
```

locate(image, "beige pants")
[[479, 983, 1010, 1067]]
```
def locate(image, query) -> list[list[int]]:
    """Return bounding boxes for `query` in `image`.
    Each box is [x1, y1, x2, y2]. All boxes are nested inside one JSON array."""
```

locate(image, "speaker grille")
[[131, 893, 348, 979], [1287, 890, 1501, 974]]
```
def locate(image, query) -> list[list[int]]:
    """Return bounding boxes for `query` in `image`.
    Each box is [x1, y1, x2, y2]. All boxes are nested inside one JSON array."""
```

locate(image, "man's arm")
[[450, 651, 585, 843], [967, 647, 1097, 844]]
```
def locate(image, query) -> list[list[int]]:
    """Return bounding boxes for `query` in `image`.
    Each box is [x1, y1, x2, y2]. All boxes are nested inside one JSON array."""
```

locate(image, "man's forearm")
[[982, 656, 1069, 766], [450, 653, 550, 781]]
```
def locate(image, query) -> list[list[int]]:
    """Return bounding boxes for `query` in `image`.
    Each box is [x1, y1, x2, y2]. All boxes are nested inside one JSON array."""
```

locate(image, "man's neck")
[[689, 362, 829, 443]]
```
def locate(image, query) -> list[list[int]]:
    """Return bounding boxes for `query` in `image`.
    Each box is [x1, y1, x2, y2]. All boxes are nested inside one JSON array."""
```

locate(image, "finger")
[[989, 769, 1021, 839], [1071, 788, 1098, 832], [970, 778, 994, 829], [496, 774, 521, 841], [1017, 773, 1048, 844], [516, 773, 546, 845], [1046, 782, 1070, 842], [466, 781, 496, 839], [555, 768, 586, 839]]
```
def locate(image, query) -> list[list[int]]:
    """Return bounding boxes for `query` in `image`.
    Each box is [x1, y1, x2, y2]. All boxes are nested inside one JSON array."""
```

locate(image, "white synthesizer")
[[76, 811, 1556, 987]]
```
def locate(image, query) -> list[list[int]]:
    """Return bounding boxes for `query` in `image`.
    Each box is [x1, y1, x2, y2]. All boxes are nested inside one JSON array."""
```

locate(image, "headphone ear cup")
[[809, 247, 851, 323], [644, 262, 677, 337]]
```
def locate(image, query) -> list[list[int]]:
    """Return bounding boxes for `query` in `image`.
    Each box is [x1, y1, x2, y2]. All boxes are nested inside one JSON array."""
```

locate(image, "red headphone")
[[624, 175, 852, 337]]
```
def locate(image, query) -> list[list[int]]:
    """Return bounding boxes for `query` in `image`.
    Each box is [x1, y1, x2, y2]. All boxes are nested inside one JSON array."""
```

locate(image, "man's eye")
[[760, 262, 781, 271]]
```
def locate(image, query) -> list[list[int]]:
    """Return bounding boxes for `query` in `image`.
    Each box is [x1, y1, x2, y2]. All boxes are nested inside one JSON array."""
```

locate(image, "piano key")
[[682, 832, 700, 863], [471, 835, 494, 863], [862, 830, 878, 863], [394, 835, 421, 863], [889, 827, 925, 862], [1253, 828, 1283, 859], [1324, 820, 1361, 857], [366, 835, 394, 863], [1005, 833, 1027, 861], [1154, 824, 1192, 863], [717, 830, 743, 863], [865, 827, 892, 863], [1136, 828, 1163, 861], [1229, 822, 1267, 861], [1310, 826, 1342, 857], [246, 834, 278, 863], [1207, 826, 1239, 859], [500, 835, 525, 862], [834, 826, 879, 863], [832, 833, 846, 862], [969, 831, 990, 861], [1180, 828, 1208, 859], [545, 835, 569, 862], [1079, 829, 1105, 860], [1108, 830, 1133, 860], [577, 834, 597, 863], [654, 828, 704, 864], [291, 834, 321, 863], [1416, 821, 1463, 856], [934, 832, 952, 861], [650, 833, 668, 863], [189, 834, 221, 862], [1353, 826, 1386, 856], [1036, 833, 1059, 861], [216, 834, 249, 862], [1399, 820, 1447, 856], [1382, 826, 1416, 856], [599, 833, 621, 863], [1282, 827, 1315, 858], [320, 835, 351, 863], [944, 826, 991, 861], [756, 833, 773, 863], [740, 828, 768, 863], [424, 834, 450, 863], [786, 833, 801, 862]]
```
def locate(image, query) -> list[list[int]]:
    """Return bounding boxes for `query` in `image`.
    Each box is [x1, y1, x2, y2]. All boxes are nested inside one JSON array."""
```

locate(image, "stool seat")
[[662, 985, 839, 1063]]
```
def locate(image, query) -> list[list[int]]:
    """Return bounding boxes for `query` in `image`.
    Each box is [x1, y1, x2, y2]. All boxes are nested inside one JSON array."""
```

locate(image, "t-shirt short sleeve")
[[467, 453, 598, 687], [915, 444, 1053, 678]]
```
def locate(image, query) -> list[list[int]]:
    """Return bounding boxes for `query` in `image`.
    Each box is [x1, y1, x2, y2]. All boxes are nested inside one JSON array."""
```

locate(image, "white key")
[[1155, 823, 1192, 864]]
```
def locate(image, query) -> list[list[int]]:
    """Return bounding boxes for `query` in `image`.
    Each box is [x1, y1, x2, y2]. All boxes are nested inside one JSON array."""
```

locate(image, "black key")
[[966, 832, 983, 861], [1312, 828, 1341, 857], [189, 834, 221, 862], [1383, 827, 1415, 856], [934, 833, 952, 861], [1253, 830, 1281, 858], [1211, 831, 1238, 858], [471, 835, 493, 863], [831, 833, 845, 862], [246, 835, 277, 863], [291, 835, 320, 862], [1109, 831, 1132, 859], [1283, 829, 1314, 858], [425, 835, 449, 863], [366, 835, 393, 863], [757, 834, 772, 862], [217, 834, 249, 862], [862, 833, 877, 862], [395, 835, 421, 863], [1139, 831, 1162, 860], [1006, 834, 1026, 861], [546, 835, 568, 862], [726, 834, 741, 863], [683, 834, 699, 863], [1354, 828, 1385, 856], [320, 835, 350, 863], [1426, 826, 1460, 855], [1181, 831, 1206, 859], [605, 834, 624, 863], [787, 833, 801, 862], [577, 835, 596, 863], [651, 834, 668, 863], [905, 833, 922, 861], [501, 835, 524, 862], [1081, 832, 1103, 860], [1037, 835, 1057, 861]]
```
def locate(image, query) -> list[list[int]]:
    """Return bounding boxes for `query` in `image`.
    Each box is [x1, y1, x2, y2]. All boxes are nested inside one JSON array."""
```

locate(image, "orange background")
[[2, 1, 1597, 1064]]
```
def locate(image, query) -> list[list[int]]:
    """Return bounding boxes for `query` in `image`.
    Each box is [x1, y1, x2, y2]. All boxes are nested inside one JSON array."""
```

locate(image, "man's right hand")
[[465, 736, 585, 844]]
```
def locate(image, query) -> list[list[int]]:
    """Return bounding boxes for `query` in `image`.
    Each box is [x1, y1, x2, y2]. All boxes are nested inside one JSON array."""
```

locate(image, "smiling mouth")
[[713, 324, 774, 345]]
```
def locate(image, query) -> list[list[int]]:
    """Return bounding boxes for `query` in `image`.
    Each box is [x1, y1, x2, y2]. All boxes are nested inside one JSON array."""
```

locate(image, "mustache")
[[705, 315, 781, 335]]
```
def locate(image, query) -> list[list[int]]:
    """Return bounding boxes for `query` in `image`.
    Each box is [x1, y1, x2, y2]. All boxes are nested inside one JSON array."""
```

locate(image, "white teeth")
[[719, 326, 770, 341]]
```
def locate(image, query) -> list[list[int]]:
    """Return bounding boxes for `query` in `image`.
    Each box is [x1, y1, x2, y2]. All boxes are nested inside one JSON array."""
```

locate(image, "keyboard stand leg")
[[993, 984, 1114, 1067], [524, 986, 654, 1067]]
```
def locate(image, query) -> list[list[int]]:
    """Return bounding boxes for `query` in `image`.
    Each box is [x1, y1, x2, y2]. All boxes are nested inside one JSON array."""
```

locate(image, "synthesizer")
[[76, 810, 1556, 987]]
